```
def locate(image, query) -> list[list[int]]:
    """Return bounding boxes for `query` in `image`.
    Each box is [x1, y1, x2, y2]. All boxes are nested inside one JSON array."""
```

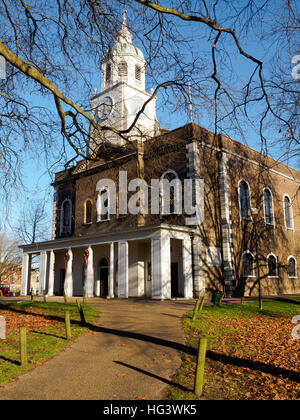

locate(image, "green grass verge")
[[170, 297, 300, 400], [0, 301, 99, 384]]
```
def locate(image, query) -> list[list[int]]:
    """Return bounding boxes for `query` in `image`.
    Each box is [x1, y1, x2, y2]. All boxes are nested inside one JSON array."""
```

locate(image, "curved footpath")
[[0, 298, 194, 400]]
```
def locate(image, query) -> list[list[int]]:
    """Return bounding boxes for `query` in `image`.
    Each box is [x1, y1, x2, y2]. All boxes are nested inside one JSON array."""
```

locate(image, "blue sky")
[[1, 1, 298, 240]]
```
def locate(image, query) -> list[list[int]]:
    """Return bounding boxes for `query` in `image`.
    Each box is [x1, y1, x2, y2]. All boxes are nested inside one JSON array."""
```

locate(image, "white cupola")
[[100, 11, 146, 92], [89, 11, 159, 149]]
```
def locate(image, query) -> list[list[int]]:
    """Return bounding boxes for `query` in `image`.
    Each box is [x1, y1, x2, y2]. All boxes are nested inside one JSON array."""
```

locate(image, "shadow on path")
[[89, 324, 300, 384], [114, 361, 191, 393], [2, 304, 299, 384]]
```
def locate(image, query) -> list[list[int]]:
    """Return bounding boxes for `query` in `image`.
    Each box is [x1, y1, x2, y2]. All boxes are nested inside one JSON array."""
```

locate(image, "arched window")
[[283, 195, 293, 229], [263, 188, 274, 225], [239, 181, 251, 219], [288, 256, 297, 278], [118, 61, 127, 77], [84, 200, 92, 224], [96, 188, 109, 222], [242, 251, 255, 277], [160, 170, 182, 215], [60, 198, 72, 235], [135, 65, 141, 81], [100, 257, 109, 267], [105, 63, 111, 84], [267, 254, 278, 277]]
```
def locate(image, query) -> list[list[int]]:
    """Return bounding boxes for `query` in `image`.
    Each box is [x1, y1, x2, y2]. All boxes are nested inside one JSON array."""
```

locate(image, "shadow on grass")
[[2, 303, 299, 384], [31, 330, 66, 340], [272, 298, 300, 306], [0, 304, 87, 326], [205, 350, 300, 383], [114, 361, 191, 393], [0, 355, 20, 366], [88, 324, 300, 384]]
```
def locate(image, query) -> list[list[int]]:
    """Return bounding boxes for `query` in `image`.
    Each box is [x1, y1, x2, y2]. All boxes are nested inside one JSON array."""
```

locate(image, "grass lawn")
[[0, 301, 99, 384], [170, 297, 300, 400]]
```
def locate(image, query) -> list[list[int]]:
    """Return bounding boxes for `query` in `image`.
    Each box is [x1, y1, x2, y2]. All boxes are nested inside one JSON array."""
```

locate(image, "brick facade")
[[49, 123, 300, 297]]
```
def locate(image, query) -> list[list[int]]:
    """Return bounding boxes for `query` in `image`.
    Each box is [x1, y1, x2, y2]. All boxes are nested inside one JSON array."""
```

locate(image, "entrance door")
[[171, 262, 179, 298], [99, 258, 109, 297], [58, 269, 65, 296]]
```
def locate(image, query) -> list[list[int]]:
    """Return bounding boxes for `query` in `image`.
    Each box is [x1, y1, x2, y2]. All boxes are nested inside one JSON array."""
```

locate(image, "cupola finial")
[[116, 8, 132, 44]]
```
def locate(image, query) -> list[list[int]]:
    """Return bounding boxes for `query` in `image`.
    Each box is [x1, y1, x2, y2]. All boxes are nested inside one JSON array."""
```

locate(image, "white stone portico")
[[20, 224, 197, 300]]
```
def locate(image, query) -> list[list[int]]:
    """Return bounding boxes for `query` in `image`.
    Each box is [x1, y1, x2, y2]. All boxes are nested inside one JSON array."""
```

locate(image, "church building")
[[20, 15, 300, 299]]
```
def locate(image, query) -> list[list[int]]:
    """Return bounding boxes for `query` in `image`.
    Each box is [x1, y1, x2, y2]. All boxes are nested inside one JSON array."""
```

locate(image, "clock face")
[[132, 97, 145, 114], [97, 96, 113, 121]]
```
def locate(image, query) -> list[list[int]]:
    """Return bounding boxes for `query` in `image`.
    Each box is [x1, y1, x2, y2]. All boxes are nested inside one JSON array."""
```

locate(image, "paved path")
[[0, 298, 194, 400]]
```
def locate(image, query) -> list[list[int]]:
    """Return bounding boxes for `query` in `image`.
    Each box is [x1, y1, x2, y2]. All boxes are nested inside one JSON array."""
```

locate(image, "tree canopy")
[[0, 231, 20, 280], [0, 0, 299, 202]]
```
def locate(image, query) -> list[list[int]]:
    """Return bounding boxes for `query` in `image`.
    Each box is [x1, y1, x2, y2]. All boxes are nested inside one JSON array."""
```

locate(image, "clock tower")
[[89, 11, 159, 151]]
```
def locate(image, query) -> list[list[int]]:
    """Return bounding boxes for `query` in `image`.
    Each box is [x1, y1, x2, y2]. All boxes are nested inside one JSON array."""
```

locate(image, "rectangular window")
[[106, 63, 111, 83], [135, 65, 141, 81], [118, 62, 128, 77]]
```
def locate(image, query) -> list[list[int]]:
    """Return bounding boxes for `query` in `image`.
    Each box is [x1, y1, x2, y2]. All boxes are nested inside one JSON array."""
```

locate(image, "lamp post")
[[252, 208, 263, 310]]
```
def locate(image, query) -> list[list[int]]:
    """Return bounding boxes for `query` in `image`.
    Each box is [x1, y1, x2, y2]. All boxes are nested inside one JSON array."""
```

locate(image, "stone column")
[[48, 250, 55, 296], [64, 248, 73, 297], [151, 231, 171, 299], [118, 241, 128, 298], [85, 246, 94, 297], [182, 235, 193, 298], [39, 251, 48, 296], [191, 233, 205, 297], [21, 253, 31, 296], [108, 242, 115, 298]]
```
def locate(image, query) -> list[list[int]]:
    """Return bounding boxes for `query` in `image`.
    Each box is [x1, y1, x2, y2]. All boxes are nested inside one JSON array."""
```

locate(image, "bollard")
[[241, 296, 244, 305], [76, 298, 86, 325], [218, 293, 225, 305], [19, 327, 28, 366], [194, 337, 207, 397], [31, 289, 34, 302], [192, 299, 201, 321], [63, 291, 68, 304], [65, 311, 72, 340], [43, 290, 47, 303], [198, 294, 206, 314], [83, 290, 86, 307]]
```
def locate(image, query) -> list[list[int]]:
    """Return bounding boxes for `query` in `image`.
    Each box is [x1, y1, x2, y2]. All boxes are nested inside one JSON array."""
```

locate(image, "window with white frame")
[[96, 188, 109, 222], [283, 195, 293, 229], [288, 256, 297, 278], [263, 188, 274, 225], [267, 254, 278, 277], [239, 180, 251, 219], [60, 198, 72, 235], [242, 251, 255, 277]]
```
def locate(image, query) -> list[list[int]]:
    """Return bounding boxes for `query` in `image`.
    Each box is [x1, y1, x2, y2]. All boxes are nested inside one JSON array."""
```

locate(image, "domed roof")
[[103, 42, 144, 61], [102, 11, 145, 62]]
